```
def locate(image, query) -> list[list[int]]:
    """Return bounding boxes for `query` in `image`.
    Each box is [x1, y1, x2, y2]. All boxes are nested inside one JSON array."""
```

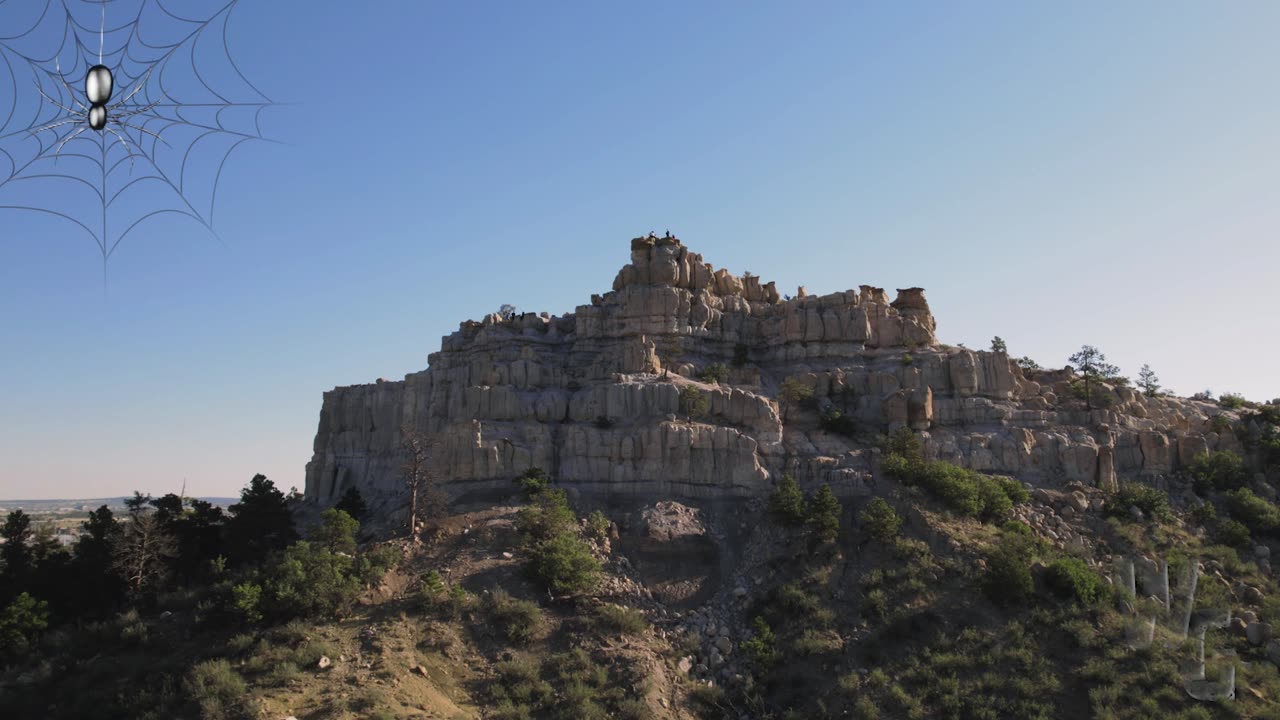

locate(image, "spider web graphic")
[[0, 0, 276, 278]]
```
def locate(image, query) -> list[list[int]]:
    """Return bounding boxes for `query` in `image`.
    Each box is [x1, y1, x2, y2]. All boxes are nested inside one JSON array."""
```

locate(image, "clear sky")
[[1, 1, 1277, 499]]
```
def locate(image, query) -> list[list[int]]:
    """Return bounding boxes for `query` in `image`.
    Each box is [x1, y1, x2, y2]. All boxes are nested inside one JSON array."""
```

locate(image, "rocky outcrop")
[[305, 234, 1238, 504]]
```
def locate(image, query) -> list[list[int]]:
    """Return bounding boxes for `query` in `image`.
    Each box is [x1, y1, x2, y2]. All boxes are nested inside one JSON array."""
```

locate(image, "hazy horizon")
[[3, 1, 1278, 499]]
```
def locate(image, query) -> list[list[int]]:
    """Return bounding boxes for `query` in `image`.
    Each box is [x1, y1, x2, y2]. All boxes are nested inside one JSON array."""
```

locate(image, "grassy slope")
[[5, 487, 1280, 719]]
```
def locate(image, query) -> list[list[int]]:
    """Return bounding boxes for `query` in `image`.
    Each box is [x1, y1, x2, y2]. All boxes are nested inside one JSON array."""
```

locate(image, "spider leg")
[[53, 126, 89, 163], [54, 57, 89, 113], [109, 67, 156, 113], [105, 127, 137, 174], [112, 99, 162, 120], [28, 118, 81, 135], [113, 119, 171, 147], [34, 83, 82, 117]]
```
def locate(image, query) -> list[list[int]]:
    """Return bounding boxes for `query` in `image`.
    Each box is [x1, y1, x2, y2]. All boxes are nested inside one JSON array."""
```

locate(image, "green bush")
[[779, 377, 815, 421], [983, 536, 1034, 605], [910, 462, 1022, 522], [487, 590, 545, 646], [882, 427, 923, 462], [1210, 415, 1235, 435], [420, 577, 476, 621], [263, 540, 361, 618], [818, 407, 857, 437], [879, 453, 916, 480], [995, 476, 1030, 504], [0, 592, 48, 661], [1225, 488, 1280, 533], [230, 582, 263, 623], [740, 616, 777, 673], [583, 510, 611, 543], [852, 696, 880, 720], [1216, 519, 1252, 548], [807, 485, 842, 543], [1001, 519, 1032, 535], [357, 544, 402, 583], [678, 386, 709, 417], [233, 506, 390, 620], [516, 489, 577, 543], [492, 658, 553, 713], [1105, 483, 1171, 522], [528, 532, 601, 595], [698, 363, 729, 384], [1220, 393, 1248, 409], [859, 498, 902, 543], [976, 478, 1014, 520], [310, 508, 359, 554], [515, 467, 550, 497], [881, 432, 1022, 523], [1188, 450, 1248, 494], [589, 604, 647, 636], [769, 475, 807, 526], [549, 649, 612, 719], [1190, 501, 1218, 526], [1045, 557, 1109, 606], [184, 659, 248, 720], [915, 461, 983, 515]]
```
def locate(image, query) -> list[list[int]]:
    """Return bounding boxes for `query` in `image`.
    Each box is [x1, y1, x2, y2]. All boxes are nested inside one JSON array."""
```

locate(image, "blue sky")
[[1, 1, 1277, 499]]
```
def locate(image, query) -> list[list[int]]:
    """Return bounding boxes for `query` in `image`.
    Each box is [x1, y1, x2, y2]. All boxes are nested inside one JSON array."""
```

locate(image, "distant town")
[[0, 496, 239, 545]]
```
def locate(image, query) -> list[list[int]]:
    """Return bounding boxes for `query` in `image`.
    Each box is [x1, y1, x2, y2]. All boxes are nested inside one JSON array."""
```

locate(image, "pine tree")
[[859, 497, 902, 543], [310, 509, 359, 555], [334, 486, 368, 521], [226, 474, 298, 566], [807, 485, 842, 543], [1068, 345, 1121, 411], [990, 336, 1007, 353], [74, 506, 124, 614], [768, 475, 806, 526], [173, 500, 227, 583], [1, 510, 33, 601], [1138, 364, 1161, 398]]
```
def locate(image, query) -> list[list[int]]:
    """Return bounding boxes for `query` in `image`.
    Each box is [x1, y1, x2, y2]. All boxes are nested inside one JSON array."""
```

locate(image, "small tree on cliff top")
[[1069, 345, 1121, 411], [1138, 364, 1161, 398], [990, 336, 1007, 354]]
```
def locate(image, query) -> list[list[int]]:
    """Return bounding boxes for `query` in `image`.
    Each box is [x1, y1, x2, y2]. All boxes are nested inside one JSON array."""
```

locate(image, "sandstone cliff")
[[304, 235, 1241, 504]]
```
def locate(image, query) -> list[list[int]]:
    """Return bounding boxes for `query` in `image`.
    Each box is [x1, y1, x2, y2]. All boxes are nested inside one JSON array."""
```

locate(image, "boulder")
[[1248, 622, 1273, 646]]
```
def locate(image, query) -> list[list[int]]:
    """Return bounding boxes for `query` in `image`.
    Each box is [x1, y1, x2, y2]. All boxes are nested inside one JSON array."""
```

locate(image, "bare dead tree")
[[402, 425, 447, 536], [113, 508, 176, 595]]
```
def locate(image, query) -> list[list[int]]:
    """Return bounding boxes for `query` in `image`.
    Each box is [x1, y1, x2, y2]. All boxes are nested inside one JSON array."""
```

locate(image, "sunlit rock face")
[[304, 234, 1239, 504]]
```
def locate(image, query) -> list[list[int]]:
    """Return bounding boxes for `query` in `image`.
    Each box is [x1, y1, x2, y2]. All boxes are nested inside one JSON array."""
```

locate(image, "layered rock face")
[[305, 235, 1239, 504]]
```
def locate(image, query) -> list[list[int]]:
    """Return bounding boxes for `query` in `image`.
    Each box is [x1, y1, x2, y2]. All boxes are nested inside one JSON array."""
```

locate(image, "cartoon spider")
[[31, 60, 167, 167]]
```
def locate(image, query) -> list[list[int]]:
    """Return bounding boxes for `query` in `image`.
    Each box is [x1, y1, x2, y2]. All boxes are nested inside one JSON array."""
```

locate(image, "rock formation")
[[304, 235, 1242, 504]]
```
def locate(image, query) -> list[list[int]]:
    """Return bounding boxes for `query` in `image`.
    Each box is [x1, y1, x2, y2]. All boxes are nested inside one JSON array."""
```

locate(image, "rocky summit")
[[304, 234, 1239, 505]]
